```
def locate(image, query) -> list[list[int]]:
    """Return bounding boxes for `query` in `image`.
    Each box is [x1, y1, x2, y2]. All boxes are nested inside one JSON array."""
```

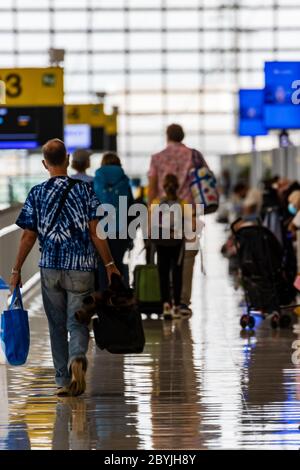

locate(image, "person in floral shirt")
[[148, 124, 209, 317]]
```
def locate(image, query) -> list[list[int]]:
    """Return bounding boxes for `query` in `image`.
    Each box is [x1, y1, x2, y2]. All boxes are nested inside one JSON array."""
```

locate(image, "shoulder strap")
[[192, 149, 208, 170], [46, 178, 79, 235]]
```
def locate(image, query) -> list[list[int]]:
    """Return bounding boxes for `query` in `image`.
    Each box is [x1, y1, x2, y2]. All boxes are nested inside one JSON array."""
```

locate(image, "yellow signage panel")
[[66, 104, 90, 125], [66, 104, 105, 126], [0, 80, 5, 104], [104, 111, 118, 135], [90, 104, 105, 127], [0, 67, 63, 106]]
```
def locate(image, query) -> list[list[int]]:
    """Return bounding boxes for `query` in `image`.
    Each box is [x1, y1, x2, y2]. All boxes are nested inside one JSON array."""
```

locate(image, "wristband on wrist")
[[105, 261, 115, 268], [11, 269, 21, 274]]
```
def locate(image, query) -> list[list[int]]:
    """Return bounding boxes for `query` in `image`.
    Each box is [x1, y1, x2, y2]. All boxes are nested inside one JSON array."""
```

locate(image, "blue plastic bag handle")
[[9, 286, 24, 311]]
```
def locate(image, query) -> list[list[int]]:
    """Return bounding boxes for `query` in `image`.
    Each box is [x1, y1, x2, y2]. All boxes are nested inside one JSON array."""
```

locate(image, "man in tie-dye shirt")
[[10, 139, 120, 397]]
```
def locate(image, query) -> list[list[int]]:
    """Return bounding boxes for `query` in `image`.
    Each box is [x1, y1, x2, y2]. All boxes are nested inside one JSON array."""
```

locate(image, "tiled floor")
[[0, 219, 300, 450]]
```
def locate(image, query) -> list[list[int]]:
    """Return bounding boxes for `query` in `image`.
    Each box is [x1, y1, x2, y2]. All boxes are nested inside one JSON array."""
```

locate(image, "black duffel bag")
[[93, 305, 145, 354], [75, 273, 145, 355]]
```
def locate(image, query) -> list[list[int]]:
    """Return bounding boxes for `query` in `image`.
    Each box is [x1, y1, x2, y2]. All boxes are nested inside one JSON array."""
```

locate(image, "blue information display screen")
[[264, 61, 300, 129], [0, 106, 63, 149], [65, 124, 91, 152], [238, 89, 268, 136], [0, 107, 38, 149]]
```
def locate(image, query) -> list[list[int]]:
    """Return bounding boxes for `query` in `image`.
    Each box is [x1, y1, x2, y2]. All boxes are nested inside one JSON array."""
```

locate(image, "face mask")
[[288, 203, 297, 215]]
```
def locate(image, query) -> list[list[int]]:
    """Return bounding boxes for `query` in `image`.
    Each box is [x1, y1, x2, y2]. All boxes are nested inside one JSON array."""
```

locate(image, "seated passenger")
[[287, 190, 300, 238], [228, 182, 248, 223], [242, 188, 263, 221]]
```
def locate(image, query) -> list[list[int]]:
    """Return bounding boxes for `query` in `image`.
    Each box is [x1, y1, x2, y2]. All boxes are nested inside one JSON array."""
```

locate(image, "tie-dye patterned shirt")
[[16, 176, 101, 271]]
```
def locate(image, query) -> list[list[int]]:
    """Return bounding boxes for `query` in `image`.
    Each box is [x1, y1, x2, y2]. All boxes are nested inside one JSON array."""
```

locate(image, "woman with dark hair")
[[101, 151, 121, 167], [94, 152, 134, 290]]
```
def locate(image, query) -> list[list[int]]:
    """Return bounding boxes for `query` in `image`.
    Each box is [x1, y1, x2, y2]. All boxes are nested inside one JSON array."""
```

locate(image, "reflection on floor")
[[0, 220, 300, 450]]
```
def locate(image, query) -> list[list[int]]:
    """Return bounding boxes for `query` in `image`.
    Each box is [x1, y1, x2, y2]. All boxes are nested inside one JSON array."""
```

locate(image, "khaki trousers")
[[180, 249, 198, 306]]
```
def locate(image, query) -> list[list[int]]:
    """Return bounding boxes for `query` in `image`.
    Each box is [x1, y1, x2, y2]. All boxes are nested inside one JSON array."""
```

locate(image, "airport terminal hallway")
[[0, 220, 300, 450]]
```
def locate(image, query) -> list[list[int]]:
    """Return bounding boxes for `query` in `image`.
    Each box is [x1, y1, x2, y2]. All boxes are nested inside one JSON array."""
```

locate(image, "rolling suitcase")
[[134, 264, 163, 315]]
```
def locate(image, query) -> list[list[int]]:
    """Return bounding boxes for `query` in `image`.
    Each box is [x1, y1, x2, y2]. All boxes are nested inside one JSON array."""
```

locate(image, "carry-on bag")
[[0, 287, 30, 366], [134, 264, 162, 314], [189, 149, 219, 214], [93, 305, 145, 354]]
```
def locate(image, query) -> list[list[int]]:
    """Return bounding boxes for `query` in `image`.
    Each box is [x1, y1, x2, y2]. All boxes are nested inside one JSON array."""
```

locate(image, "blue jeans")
[[40, 268, 95, 387]]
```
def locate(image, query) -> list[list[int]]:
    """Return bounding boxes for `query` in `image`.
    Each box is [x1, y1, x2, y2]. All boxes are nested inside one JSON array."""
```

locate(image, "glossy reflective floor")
[[1, 220, 300, 450]]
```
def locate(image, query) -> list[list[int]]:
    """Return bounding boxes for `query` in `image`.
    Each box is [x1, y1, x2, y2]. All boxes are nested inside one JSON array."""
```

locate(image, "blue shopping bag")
[[0, 286, 30, 366]]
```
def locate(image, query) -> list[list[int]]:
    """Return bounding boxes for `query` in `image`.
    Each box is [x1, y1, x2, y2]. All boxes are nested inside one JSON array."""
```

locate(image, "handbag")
[[93, 305, 145, 354], [0, 287, 30, 366], [189, 149, 219, 214]]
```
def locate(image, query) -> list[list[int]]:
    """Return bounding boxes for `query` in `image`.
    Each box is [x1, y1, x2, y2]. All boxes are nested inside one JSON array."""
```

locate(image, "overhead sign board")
[[66, 104, 105, 126], [238, 89, 268, 137], [264, 61, 300, 129], [0, 67, 64, 149], [0, 67, 63, 106]]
